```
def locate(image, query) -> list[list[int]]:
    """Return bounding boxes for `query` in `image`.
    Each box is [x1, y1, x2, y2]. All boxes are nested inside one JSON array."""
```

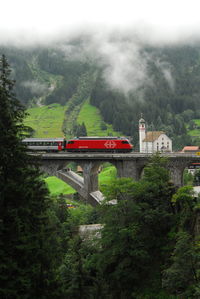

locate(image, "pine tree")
[[74, 122, 87, 137], [80, 122, 87, 136], [0, 55, 59, 298]]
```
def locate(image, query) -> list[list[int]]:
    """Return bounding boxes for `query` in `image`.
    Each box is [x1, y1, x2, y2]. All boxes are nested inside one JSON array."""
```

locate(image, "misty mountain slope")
[[0, 47, 35, 105], [0, 47, 65, 106], [37, 48, 94, 106], [27, 55, 63, 106], [90, 45, 200, 148], [2, 43, 200, 148]]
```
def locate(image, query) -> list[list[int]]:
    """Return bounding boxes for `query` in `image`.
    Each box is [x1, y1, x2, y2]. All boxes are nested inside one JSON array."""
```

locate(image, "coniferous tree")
[[0, 55, 60, 298], [80, 122, 87, 136], [74, 122, 87, 137]]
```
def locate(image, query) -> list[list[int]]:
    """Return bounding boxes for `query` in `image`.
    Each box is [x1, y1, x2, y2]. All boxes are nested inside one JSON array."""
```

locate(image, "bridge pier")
[[80, 162, 100, 195], [56, 161, 104, 206], [114, 159, 148, 181], [80, 161, 103, 206], [168, 161, 186, 187]]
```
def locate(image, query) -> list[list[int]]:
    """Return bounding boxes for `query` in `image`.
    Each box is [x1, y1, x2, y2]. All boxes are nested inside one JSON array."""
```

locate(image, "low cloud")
[[97, 39, 148, 94], [1, 20, 200, 96], [21, 80, 48, 95], [155, 60, 175, 90], [58, 32, 153, 94]]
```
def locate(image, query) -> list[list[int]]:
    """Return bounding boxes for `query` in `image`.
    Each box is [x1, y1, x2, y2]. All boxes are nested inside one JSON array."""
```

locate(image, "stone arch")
[[167, 158, 197, 187], [112, 159, 149, 181], [39, 160, 70, 176]]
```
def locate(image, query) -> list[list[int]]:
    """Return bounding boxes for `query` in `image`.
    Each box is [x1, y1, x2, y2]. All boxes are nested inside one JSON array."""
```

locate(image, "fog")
[[1, 0, 200, 46], [1, 0, 200, 93], [21, 80, 49, 96]]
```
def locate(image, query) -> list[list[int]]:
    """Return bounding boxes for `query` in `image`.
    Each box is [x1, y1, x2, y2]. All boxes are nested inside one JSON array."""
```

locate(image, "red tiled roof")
[[182, 146, 199, 152]]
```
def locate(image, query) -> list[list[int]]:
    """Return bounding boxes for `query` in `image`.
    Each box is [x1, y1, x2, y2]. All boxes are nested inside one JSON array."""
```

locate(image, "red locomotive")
[[23, 137, 133, 152], [66, 137, 133, 152]]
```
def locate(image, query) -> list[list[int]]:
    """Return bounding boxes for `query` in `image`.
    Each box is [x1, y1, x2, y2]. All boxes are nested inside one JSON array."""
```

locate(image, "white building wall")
[[142, 134, 172, 153], [141, 141, 147, 153], [143, 142, 153, 153], [156, 134, 172, 152]]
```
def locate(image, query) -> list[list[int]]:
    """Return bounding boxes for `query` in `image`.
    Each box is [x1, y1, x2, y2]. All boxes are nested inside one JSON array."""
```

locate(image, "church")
[[139, 117, 172, 153]]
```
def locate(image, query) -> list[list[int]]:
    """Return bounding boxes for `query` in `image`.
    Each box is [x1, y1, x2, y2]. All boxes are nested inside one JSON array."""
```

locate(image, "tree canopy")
[[0, 55, 66, 298]]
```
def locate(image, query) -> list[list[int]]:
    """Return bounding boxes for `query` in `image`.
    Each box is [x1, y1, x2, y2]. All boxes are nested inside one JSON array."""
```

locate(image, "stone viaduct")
[[37, 152, 200, 206]]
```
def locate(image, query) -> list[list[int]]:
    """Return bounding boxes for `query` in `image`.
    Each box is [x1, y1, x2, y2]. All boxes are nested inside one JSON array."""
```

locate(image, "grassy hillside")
[[24, 99, 120, 138], [77, 99, 121, 136], [23, 56, 121, 139], [45, 176, 76, 196], [24, 103, 67, 138]]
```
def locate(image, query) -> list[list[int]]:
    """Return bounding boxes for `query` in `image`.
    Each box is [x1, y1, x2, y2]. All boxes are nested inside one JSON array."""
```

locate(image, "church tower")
[[139, 117, 146, 153]]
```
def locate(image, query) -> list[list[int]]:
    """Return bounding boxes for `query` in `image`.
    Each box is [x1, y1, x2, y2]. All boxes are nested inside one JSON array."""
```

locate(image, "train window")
[[68, 141, 74, 144], [121, 141, 129, 144]]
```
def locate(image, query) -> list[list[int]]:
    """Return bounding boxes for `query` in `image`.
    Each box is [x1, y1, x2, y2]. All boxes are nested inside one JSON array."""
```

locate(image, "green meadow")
[[24, 100, 120, 138], [188, 119, 200, 137], [77, 99, 121, 136], [99, 165, 117, 191], [45, 165, 117, 197], [24, 103, 66, 138], [45, 176, 76, 196]]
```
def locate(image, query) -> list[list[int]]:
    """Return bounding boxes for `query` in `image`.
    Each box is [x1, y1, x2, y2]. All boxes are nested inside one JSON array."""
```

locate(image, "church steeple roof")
[[139, 113, 145, 123], [139, 117, 145, 123]]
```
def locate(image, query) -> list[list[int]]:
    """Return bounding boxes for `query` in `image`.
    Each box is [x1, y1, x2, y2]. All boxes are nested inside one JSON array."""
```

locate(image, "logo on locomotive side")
[[104, 140, 116, 148]]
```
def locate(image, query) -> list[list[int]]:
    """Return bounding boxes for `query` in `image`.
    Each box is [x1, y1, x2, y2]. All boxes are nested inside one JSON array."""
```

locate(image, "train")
[[22, 137, 133, 153]]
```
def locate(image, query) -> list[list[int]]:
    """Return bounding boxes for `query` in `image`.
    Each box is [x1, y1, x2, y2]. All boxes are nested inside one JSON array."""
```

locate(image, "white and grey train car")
[[22, 138, 66, 151]]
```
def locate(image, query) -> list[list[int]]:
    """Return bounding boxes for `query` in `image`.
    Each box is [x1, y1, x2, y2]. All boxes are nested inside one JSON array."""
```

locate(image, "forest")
[[1, 54, 200, 298]]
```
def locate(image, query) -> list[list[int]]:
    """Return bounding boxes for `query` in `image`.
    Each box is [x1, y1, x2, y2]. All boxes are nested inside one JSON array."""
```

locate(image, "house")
[[181, 146, 200, 154], [181, 146, 200, 174], [139, 117, 172, 153]]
